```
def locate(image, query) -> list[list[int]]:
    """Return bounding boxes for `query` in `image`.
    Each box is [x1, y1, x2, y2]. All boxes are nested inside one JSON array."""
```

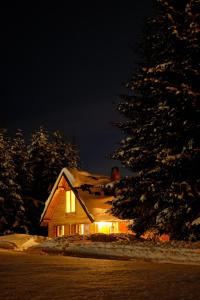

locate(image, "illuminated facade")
[[41, 168, 131, 237]]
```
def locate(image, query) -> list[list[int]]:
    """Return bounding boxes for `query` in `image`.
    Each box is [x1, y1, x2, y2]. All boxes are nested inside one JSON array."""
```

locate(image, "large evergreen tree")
[[111, 0, 200, 240]]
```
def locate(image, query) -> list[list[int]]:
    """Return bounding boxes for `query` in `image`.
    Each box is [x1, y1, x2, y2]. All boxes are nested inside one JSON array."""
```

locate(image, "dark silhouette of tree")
[[0, 129, 28, 234], [111, 0, 200, 240], [0, 127, 80, 235], [26, 127, 80, 234]]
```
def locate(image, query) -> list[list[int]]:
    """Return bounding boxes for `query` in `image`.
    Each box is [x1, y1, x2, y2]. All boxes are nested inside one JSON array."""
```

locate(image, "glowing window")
[[79, 224, 84, 235], [95, 222, 119, 234], [57, 225, 64, 236], [66, 190, 76, 213]]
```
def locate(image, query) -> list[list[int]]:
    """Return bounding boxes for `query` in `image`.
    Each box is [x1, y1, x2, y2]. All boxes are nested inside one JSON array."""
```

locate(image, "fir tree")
[[28, 128, 79, 200], [26, 128, 79, 233], [51, 130, 79, 169], [0, 127, 80, 235], [111, 0, 200, 240], [11, 129, 31, 195], [27, 127, 50, 201], [40, 130, 79, 195], [0, 129, 27, 234]]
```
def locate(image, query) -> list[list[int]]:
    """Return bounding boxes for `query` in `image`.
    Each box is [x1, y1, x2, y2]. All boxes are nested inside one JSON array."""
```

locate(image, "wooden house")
[[40, 168, 131, 237]]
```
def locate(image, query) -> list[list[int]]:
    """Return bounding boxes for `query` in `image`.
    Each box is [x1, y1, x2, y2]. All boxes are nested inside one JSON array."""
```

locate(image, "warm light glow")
[[66, 192, 70, 212], [141, 230, 170, 242], [66, 190, 76, 213], [71, 192, 75, 212], [95, 222, 119, 234], [57, 225, 64, 236], [79, 224, 84, 235], [159, 234, 170, 242]]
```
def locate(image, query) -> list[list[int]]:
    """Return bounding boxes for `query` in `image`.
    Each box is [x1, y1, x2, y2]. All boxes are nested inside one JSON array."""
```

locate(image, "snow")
[[18, 237, 40, 251], [0, 234, 48, 251], [191, 217, 200, 226], [1, 234, 200, 265], [25, 237, 200, 265], [1, 251, 200, 300]]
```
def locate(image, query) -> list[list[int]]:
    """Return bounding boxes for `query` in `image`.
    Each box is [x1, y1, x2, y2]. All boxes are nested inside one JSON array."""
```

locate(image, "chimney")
[[111, 167, 120, 181]]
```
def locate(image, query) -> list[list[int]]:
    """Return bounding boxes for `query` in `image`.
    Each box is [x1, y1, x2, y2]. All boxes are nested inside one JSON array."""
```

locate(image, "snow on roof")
[[191, 217, 200, 226], [41, 168, 118, 223], [69, 168, 110, 186]]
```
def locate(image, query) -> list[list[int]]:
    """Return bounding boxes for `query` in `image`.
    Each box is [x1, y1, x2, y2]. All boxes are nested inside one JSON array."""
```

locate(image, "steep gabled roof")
[[41, 168, 117, 223]]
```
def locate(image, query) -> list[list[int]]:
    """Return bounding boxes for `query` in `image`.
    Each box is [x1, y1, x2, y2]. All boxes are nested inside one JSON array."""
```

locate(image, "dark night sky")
[[0, 1, 153, 175]]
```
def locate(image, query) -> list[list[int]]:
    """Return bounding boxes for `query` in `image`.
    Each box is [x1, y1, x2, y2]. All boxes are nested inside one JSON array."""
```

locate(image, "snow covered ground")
[[1, 250, 200, 300], [1, 234, 200, 265], [0, 234, 48, 251]]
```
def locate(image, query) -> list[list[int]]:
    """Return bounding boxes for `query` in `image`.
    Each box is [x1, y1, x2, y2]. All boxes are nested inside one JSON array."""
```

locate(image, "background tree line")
[[0, 128, 79, 235]]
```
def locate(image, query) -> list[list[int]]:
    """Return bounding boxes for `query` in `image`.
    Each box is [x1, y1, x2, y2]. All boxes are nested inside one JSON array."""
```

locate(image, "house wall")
[[48, 188, 91, 237]]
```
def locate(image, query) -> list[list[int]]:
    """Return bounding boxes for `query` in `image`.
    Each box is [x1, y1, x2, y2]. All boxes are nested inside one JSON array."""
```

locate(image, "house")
[[40, 167, 131, 237]]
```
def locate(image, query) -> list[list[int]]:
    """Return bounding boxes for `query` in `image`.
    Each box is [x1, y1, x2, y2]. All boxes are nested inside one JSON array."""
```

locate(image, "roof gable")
[[41, 168, 94, 223], [41, 168, 118, 224]]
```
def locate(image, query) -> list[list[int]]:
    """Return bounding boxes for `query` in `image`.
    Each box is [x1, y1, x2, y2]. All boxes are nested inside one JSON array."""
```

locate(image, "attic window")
[[66, 190, 76, 213]]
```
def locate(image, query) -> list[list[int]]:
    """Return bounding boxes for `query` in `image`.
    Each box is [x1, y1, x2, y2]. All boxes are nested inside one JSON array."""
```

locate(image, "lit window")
[[57, 225, 65, 236], [95, 222, 119, 234], [66, 190, 76, 213], [79, 224, 84, 235]]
